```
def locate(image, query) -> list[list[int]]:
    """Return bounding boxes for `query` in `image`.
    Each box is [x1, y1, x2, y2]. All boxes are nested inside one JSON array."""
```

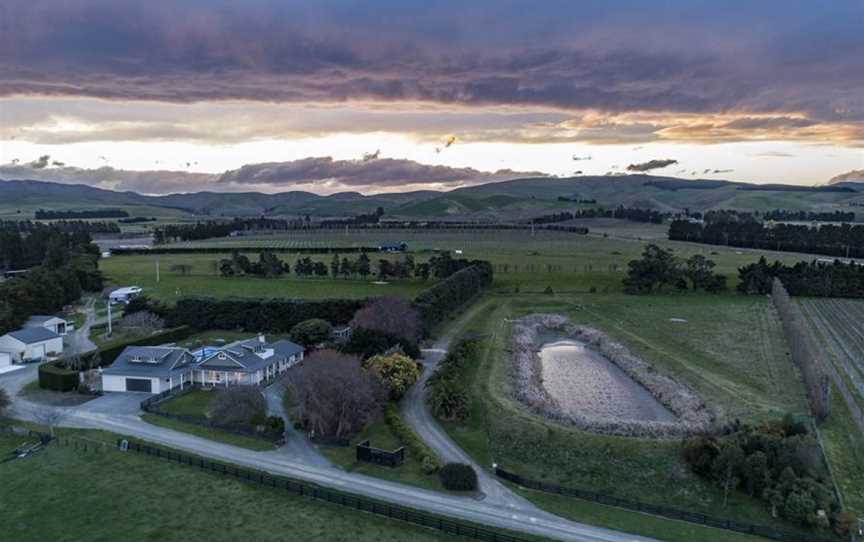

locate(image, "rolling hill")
[[1, 175, 861, 221]]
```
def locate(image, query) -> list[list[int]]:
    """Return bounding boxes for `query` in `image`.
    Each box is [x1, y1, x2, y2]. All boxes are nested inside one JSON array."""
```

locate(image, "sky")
[[0, 0, 862, 195]]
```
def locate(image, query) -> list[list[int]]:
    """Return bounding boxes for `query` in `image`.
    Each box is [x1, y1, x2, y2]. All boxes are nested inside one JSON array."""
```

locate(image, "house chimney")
[[258, 333, 266, 344]]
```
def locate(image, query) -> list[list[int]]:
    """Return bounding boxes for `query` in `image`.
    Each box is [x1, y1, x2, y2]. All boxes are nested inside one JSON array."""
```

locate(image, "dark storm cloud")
[[626, 159, 678, 172], [217, 157, 547, 188], [0, 0, 862, 125]]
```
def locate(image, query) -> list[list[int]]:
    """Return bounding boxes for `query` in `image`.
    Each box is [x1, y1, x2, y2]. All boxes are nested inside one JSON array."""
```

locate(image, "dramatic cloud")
[[0, 157, 548, 194], [626, 159, 678, 172], [217, 157, 547, 189], [829, 169, 864, 184]]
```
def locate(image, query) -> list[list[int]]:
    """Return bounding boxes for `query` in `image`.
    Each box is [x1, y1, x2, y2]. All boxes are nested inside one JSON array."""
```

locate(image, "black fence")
[[140, 385, 283, 444], [494, 467, 839, 542], [119, 439, 532, 542], [307, 433, 350, 447], [356, 440, 405, 467]]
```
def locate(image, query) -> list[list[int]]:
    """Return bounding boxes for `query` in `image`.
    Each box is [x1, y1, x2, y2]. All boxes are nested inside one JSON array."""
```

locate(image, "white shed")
[[0, 327, 64, 363], [25, 315, 71, 336]]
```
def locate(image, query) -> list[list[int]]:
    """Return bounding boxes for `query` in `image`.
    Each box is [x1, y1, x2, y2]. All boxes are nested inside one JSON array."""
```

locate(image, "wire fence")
[[119, 439, 533, 542], [494, 467, 839, 542]]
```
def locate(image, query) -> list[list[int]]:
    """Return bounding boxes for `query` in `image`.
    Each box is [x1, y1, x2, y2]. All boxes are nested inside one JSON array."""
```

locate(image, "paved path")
[[66, 298, 98, 355], [262, 383, 332, 468]]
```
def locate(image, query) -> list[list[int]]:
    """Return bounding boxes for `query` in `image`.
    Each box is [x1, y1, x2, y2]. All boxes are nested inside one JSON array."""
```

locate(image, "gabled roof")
[[103, 346, 194, 377], [5, 327, 61, 344], [25, 315, 64, 326], [198, 337, 304, 373]]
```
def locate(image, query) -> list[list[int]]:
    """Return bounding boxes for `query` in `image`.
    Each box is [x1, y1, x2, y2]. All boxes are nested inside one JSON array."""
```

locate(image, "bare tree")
[[283, 350, 383, 438], [118, 311, 165, 337], [350, 296, 422, 344], [33, 406, 67, 437]]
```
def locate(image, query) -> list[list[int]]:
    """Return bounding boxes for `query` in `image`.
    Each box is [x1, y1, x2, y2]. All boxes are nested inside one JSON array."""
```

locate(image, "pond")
[[539, 338, 677, 423]]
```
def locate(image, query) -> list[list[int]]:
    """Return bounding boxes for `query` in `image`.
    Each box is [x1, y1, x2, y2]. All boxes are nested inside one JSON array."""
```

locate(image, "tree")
[[210, 388, 267, 428], [283, 350, 383, 438], [364, 352, 421, 400], [341, 327, 421, 359], [289, 318, 333, 347], [350, 296, 422, 345], [170, 264, 192, 275], [33, 406, 66, 437], [340, 257, 354, 279], [330, 253, 340, 278], [622, 244, 683, 293], [356, 253, 371, 278], [0, 387, 10, 418], [118, 311, 165, 337]]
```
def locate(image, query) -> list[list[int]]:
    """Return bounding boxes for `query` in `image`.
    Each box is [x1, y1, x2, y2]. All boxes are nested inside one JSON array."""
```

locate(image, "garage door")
[[0, 353, 10, 368], [125, 378, 152, 392], [32, 344, 46, 361]]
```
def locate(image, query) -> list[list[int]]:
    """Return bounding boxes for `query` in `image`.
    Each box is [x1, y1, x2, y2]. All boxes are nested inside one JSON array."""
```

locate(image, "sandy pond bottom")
[[539, 339, 677, 423]]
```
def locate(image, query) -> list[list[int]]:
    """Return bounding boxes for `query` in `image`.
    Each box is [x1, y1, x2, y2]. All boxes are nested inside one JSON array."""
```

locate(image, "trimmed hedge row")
[[113, 246, 380, 255], [38, 363, 79, 391], [413, 263, 493, 331], [384, 404, 441, 474], [132, 297, 364, 334]]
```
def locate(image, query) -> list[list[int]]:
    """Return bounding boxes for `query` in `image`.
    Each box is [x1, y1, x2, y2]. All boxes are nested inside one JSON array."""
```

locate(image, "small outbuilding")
[[24, 315, 71, 336], [0, 327, 64, 363]]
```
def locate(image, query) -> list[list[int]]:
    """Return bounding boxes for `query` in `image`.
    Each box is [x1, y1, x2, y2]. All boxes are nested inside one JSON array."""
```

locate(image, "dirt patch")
[[511, 314, 715, 438]]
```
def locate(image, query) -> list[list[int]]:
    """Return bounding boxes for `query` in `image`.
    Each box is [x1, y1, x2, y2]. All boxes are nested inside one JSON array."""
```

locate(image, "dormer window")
[[218, 352, 227, 360], [131, 355, 141, 362]]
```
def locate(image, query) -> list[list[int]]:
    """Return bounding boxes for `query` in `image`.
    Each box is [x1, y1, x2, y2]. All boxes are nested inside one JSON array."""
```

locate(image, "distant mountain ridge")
[[1, 175, 860, 220]]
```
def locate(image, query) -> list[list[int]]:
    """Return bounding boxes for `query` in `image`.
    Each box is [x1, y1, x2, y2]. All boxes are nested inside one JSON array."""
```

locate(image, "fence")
[[494, 467, 838, 542], [140, 385, 283, 444], [119, 439, 532, 542], [355, 440, 405, 467]]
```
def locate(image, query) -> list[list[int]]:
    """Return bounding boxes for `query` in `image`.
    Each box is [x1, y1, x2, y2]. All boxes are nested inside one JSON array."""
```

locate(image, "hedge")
[[438, 462, 478, 491], [38, 362, 79, 391], [384, 404, 441, 473], [132, 297, 365, 334], [413, 262, 494, 331]]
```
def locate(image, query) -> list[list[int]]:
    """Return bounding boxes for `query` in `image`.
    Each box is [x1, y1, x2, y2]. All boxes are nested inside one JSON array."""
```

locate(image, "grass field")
[[0, 430, 458, 542], [438, 294, 818, 536], [100, 253, 427, 303], [100, 225, 824, 303]]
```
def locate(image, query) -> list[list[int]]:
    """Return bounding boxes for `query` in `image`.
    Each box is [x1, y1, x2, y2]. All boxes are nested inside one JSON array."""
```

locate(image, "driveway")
[[66, 298, 98, 355], [76, 392, 149, 415], [262, 382, 331, 468]]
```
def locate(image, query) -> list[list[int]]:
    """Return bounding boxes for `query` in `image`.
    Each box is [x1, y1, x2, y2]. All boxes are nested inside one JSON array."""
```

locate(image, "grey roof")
[[6, 327, 61, 344], [198, 337, 303, 373], [102, 346, 195, 378], [25, 315, 62, 326]]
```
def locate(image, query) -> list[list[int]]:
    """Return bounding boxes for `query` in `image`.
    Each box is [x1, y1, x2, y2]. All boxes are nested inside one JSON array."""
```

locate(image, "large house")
[[102, 346, 197, 393], [101, 334, 304, 393], [0, 327, 64, 364], [25, 315, 71, 336]]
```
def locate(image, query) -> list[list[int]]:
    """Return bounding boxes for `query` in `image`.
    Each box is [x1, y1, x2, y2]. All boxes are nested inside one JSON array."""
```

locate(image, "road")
[[262, 382, 332, 468], [0, 312, 658, 542], [402, 303, 540, 511]]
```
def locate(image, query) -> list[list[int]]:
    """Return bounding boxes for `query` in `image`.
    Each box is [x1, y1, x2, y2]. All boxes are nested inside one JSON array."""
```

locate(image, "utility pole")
[[156, 257, 160, 283], [107, 301, 112, 337]]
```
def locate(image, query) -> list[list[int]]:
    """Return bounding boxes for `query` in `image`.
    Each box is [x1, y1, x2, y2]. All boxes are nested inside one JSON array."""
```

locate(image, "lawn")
[[435, 294, 819, 537], [157, 388, 215, 417], [0, 431, 458, 542], [321, 414, 443, 493]]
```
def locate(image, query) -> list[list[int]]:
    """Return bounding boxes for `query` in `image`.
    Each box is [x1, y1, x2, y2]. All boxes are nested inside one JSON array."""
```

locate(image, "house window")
[[218, 353, 226, 360]]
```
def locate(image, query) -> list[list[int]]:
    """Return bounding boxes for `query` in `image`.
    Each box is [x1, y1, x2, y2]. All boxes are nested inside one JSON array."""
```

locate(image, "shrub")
[[262, 415, 285, 437], [438, 463, 478, 491], [289, 318, 333, 347], [426, 339, 477, 422], [341, 327, 420, 359], [0, 388, 10, 417], [384, 404, 441, 473], [365, 353, 421, 400], [38, 362, 79, 391]]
